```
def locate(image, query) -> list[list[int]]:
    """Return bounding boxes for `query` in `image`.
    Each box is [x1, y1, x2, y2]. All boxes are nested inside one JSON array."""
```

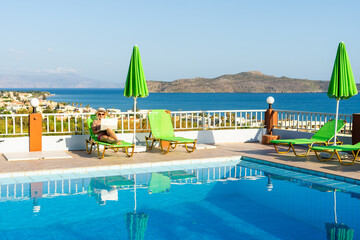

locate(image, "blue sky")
[[1, 0, 360, 86]]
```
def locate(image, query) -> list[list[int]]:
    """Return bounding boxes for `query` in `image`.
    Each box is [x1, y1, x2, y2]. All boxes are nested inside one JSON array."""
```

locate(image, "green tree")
[[16, 108, 30, 114], [43, 106, 55, 113]]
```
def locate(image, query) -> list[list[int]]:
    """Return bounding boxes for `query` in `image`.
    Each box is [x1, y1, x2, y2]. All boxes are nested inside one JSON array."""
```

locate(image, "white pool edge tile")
[[0, 155, 243, 179]]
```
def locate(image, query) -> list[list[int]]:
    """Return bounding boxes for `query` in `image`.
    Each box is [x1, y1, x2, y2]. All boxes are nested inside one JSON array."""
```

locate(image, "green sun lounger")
[[145, 110, 197, 154], [270, 120, 346, 157], [86, 115, 134, 158], [311, 142, 360, 165], [148, 172, 171, 194], [169, 170, 196, 180]]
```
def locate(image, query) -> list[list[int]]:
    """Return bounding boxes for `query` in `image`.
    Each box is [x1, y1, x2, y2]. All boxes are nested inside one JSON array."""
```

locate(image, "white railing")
[[0, 114, 29, 136], [0, 110, 266, 136], [275, 110, 353, 135]]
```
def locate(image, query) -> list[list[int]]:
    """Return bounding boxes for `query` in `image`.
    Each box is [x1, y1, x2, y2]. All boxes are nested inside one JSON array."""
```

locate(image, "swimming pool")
[[0, 159, 358, 240]]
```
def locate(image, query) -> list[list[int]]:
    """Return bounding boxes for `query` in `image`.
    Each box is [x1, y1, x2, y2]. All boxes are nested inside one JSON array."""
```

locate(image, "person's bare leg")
[[99, 135, 117, 144], [106, 128, 119, 141]]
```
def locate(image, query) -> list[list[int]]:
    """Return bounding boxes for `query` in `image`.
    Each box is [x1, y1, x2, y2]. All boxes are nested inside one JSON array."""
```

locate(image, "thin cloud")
[[8, 49, 25, 61], [8, 49, 24, 54], [47, 48, 56, 53], [34, 67, 78, 74], [103, 62, 112, 65]]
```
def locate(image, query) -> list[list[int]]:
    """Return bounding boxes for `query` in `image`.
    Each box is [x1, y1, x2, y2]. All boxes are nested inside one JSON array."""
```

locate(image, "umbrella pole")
[[334, 99, 340, 146], [334, 190, 337, 224], [133, 97, 137, 146], [134, 173, 137, 213]]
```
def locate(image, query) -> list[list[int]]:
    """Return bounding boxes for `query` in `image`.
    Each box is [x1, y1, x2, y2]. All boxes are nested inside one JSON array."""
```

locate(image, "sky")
[[1, 0, 360, 86]]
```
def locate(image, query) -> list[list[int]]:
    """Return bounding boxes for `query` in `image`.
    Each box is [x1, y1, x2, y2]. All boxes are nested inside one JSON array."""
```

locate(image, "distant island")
[[147, 71, 343, 93]]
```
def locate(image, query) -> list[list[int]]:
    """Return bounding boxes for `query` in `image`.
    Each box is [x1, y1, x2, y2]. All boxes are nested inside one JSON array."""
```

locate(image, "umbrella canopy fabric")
[[124, 45, 149, 144], [124, 45, 149, 99], [125, 212, 149, 240], [327, 42, 358, 100], [327, 42, 358, 146]]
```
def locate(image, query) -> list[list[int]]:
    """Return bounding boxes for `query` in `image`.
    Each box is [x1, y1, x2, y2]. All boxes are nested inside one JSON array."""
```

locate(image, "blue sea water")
[[5, 88, 360, 114]]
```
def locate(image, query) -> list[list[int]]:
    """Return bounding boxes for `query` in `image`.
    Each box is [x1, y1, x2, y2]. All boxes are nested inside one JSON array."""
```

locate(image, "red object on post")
[[263, 107, 280, 145], [161, 140, 170, 149], [262, 134, 280, 144], [353, 113, 360, 144], [30, 182, 43, 198], [265, 108, 278, 135], [29, 113, 42, 152]]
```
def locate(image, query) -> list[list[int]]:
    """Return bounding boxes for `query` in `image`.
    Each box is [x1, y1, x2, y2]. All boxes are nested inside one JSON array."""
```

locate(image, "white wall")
[[0, 128, 266, 153], [0, 137, 29, 153]]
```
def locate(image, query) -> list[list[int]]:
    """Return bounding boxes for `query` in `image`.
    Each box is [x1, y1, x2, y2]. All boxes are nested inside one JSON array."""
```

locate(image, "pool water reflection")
[[0, 160, 358, 240]]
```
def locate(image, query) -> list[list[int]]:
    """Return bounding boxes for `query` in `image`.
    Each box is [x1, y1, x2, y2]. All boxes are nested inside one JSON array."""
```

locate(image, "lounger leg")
[[274, 144, 292, 154], [97, 144, 101, 158], [338, 150, 357, 165], [86, 140, 90, 153], [125, 146, 135, 157], [185, 140, 197, 153], [160, 140, 171, 154], [97, 145, 106, 159], [145, 136, 150, 149], [171, 143, 177, 149], [292, 144, 312, 157], [314, 150, 336, 161], [90, 142, 94, 154], [145, 137, 155, 151], [86, 140, 94, 154], [101, 146, 107, 159]]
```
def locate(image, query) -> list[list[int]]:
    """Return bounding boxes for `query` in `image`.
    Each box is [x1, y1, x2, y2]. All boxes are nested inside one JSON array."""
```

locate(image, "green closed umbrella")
[[125, 174, 149, 240], [327, 42, 358, 145], [124, 45, 149, 144], [325, 190, 354, 240]]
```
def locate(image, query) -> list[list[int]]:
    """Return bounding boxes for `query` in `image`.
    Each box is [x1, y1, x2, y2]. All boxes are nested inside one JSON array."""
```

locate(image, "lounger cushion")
[[271, 139, 322, 145], [311, 144, 360, 152], [159, 136, 196, 143]]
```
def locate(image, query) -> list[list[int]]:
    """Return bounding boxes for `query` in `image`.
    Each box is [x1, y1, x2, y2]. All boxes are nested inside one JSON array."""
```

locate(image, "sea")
[[5, 88, 360, 115]]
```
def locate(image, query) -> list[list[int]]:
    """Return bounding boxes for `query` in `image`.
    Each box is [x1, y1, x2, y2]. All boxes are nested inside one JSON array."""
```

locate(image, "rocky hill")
[[147, 71, 335, 93]]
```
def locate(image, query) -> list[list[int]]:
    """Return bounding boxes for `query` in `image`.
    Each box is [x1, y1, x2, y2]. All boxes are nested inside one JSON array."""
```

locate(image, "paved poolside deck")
[[0, 143, 359, 181]]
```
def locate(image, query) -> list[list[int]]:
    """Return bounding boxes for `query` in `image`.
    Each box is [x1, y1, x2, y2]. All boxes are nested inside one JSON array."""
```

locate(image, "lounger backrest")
[[87, 115, 98, 140], [148, 110, 174, 139], [311, 120, 345, 142], [148, 172, 171, 193]]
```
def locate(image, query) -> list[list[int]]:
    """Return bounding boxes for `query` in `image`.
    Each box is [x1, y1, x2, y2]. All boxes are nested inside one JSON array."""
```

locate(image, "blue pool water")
[[0, 160, 359, 240]]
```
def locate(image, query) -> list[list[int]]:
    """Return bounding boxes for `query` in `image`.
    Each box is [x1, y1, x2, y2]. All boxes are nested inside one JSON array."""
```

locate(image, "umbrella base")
[[320, 152, 349, 160], [133, 145, 147, 153]]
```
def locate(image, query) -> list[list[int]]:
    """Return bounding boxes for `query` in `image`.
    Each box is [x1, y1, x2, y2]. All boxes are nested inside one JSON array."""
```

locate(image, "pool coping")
[[0, 156, 242, 179], [242, 156, 360, 185]]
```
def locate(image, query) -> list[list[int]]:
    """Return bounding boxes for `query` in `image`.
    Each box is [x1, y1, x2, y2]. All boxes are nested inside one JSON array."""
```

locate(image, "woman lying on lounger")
[[91, 108, 121, 144]]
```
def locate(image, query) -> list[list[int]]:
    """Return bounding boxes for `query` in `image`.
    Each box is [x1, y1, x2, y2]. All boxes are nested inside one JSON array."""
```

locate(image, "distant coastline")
[[0, 89, 96, 114], [0, 71, 353, 93], [1, 71, 359, 94]]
